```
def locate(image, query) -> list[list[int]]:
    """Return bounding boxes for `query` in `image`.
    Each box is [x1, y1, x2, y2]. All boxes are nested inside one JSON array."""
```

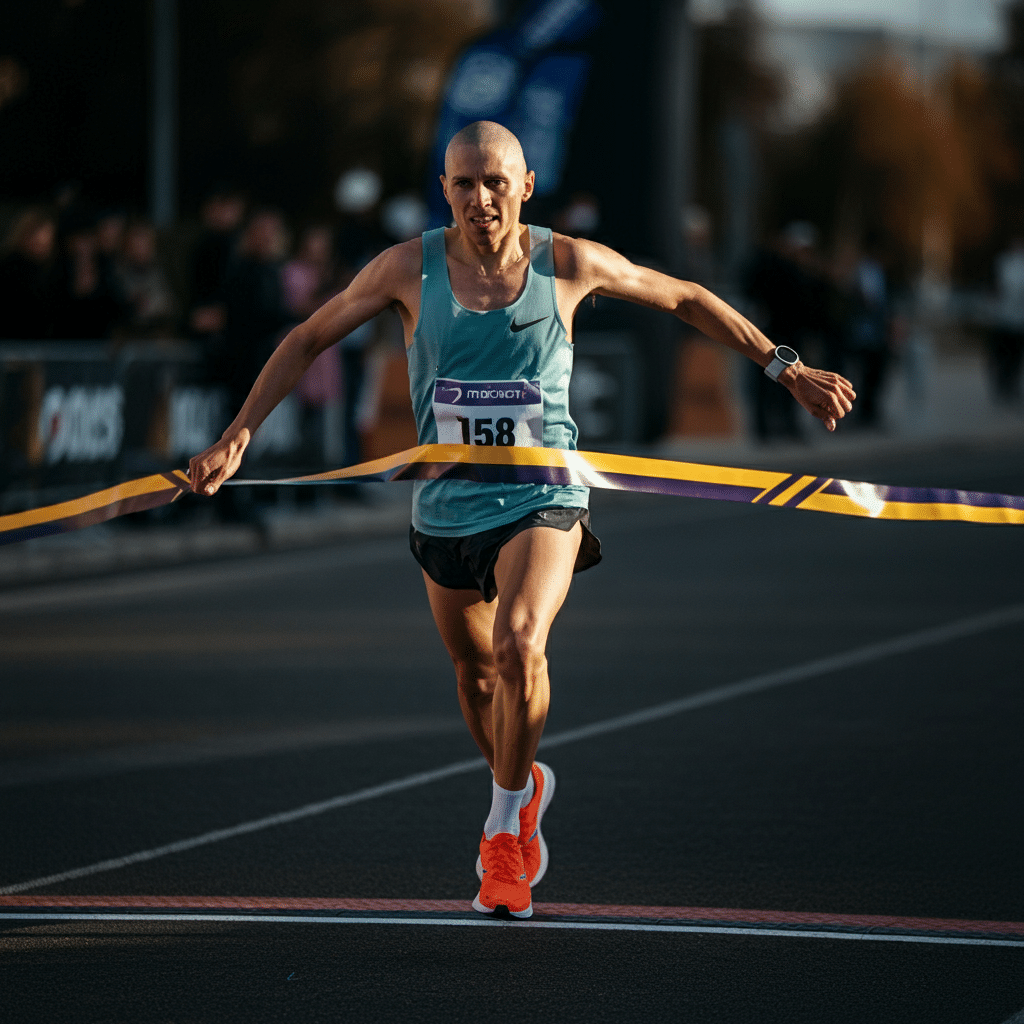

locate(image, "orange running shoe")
[[518, 762, 555, 887], [472, 832, 533, 918], [475, 762, 556, 888]]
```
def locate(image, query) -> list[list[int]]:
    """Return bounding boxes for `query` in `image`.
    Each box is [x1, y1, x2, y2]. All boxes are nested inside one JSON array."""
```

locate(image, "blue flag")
[[428, 0, 601, 225]]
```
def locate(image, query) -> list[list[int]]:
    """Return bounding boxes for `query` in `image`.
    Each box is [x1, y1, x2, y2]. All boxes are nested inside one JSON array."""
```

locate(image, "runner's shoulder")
[[362, 237, 423, 288], [551, 231, 632, 287]]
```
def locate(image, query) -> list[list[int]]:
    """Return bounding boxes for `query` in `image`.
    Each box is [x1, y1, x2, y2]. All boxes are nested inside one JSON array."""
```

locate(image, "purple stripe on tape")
[[598, 472, 765, 503], [783, 476, 829, 509], [821, 479, 1024, 511], [434, 380, 542, 408], [426, 462, 575, 487], [382, 460, 766, 503], [754, 473, 801, 505]]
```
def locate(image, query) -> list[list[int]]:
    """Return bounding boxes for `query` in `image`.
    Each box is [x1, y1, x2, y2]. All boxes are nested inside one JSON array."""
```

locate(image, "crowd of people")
[[0, 188, 393, 470], [2, 190, 1020, 458], [0, 203, 178, 344]]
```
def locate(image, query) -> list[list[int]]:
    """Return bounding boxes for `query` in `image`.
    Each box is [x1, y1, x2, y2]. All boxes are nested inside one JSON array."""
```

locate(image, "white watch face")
[[775, 346, 799, 365]]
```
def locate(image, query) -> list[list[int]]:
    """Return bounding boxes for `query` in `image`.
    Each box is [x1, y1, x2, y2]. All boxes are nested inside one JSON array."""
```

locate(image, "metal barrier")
[[0, 342, 229, 514]]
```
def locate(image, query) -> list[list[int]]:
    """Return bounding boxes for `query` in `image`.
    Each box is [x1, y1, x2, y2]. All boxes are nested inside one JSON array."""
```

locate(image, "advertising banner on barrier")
[[0, 344, 233, 513], [2, 346, 125, 503]]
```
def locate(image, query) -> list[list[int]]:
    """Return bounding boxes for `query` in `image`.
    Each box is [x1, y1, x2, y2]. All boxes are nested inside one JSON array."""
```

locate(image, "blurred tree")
[[771, 54, 1017, 283], [980, 0, 1024, 274], [694, 1, 782, 156], [691, 1, 783, 283], [940, 57, 1020, 281]]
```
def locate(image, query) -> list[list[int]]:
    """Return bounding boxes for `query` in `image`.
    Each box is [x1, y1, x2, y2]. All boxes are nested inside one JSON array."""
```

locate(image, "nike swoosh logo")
[[510, 316, 549, 333]]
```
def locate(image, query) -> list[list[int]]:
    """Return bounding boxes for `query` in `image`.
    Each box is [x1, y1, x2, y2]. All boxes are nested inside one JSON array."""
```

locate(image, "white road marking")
[[539, 603, 1024, 750], [0, 912, 1021, 947], [2, 602, 1022, 895], [0, 717, 466, 789], [0, 758, 485, 894]]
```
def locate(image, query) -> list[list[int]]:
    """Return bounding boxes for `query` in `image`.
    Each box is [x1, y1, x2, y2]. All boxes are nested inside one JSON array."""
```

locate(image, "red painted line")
[[2, 896, 1021, 937]]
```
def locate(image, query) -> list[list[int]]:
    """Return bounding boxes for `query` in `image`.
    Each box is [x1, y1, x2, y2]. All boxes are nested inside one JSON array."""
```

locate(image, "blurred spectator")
[[988, 237, 1024, 404], [189, 187, 246, 367], [207, 208, 292, 523], [743, 222, 826, 441], [114, 218, 178, 338], [336, 217, 393, 468], [842, 246, 892, 427], [283, 223, 342, 463], [282, 223, 337, 319], [221, 207, 292, 408], [51, 205, 127, 340], [338, 302, 375, 469], [554, 192, 601, 239], [95, 207, 127, 284], [381, 194, 429, 245], [0, 207, 57, 340]]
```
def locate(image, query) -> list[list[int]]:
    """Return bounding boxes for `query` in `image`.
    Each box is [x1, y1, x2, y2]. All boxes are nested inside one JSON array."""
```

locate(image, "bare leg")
[[489, 523, 581, 791], [422, 573, 498, 767], [421, 523, 582, 786]]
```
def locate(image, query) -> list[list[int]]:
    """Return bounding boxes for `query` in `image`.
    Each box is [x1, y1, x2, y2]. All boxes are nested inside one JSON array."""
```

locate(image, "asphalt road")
[[1, 438, 1023, 1023]]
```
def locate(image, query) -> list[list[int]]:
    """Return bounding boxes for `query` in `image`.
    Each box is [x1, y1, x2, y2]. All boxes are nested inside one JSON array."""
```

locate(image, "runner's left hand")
[[783, 366, 856, 432]]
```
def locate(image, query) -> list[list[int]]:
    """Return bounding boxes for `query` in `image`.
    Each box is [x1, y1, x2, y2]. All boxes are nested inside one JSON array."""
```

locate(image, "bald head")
[[444, 121, 527, 176]]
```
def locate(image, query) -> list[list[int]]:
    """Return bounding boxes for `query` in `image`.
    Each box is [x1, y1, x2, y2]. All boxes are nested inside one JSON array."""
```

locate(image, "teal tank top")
[[407, 225, 589, 536]]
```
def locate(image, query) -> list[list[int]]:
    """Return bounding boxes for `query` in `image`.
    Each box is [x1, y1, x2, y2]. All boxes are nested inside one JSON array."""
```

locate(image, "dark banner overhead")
[[428, 0, 601, 225]]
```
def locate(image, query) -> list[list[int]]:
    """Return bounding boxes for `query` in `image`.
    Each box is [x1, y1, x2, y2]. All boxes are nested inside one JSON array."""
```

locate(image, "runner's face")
[[442, 144, 534, 249]]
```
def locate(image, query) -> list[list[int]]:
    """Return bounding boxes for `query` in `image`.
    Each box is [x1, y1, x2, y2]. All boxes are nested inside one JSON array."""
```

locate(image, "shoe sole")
[[476, 762, 555, 888], [472, 894, 533, 919]]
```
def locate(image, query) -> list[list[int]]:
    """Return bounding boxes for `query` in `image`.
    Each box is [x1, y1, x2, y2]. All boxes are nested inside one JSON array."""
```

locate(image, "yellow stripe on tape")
[[767, 475, 816, 507], [0, 472, 188, 533], [1, 445, 1022, 547], [798, 490, 1024, 525]]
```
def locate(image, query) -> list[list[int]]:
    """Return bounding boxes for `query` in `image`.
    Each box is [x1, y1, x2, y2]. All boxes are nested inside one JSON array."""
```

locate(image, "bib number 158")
[[456, 416, 516, 446]]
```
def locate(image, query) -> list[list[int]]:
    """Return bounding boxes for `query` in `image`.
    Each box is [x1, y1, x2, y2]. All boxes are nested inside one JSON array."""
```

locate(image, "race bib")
[[432, 378, 543, 448]]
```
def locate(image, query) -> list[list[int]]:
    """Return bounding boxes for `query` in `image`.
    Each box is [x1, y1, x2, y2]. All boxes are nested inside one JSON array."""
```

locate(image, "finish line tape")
[[2, 443, 1023, 547]]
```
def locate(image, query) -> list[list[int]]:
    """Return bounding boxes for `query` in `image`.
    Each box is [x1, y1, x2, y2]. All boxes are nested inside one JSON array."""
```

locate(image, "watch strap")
[[764, 346, 799, 382], [764, 355, 788, 381]]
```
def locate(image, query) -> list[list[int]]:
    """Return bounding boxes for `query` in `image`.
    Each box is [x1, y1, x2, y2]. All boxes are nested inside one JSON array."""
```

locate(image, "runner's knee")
[[494, 626, 546, 696], [452, 654, 495, 697]]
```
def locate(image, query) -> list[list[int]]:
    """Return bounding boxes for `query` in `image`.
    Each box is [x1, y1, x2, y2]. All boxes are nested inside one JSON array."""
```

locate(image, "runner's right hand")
[[188, 430, 249, 496]]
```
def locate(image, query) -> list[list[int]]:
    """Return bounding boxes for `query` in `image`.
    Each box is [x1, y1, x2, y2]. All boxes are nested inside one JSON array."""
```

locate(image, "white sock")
[[483, 779, 528, 839], [520, 771, 535, 809]]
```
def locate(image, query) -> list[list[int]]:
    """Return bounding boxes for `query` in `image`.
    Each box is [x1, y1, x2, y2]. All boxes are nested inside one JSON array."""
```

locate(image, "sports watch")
[[763, 345, 800, 381]]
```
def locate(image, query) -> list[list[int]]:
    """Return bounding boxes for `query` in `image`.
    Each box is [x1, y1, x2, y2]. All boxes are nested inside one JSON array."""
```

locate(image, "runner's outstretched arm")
[[566, 237, 856, 431], [188, 243, 416, 496]]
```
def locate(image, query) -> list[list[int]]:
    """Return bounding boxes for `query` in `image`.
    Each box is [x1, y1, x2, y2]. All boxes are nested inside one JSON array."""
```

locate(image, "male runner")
[[189, 121, 855, 919]]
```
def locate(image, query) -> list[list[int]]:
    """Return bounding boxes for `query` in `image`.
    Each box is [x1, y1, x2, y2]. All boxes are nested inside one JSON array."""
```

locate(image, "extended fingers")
[[804, 370, 856, 419], [833, 373, 857, 407], [783, 364, 857, 430]]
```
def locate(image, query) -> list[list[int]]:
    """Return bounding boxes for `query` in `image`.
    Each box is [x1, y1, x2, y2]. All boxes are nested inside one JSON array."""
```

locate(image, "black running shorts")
[[409, 507, 602, 602]]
